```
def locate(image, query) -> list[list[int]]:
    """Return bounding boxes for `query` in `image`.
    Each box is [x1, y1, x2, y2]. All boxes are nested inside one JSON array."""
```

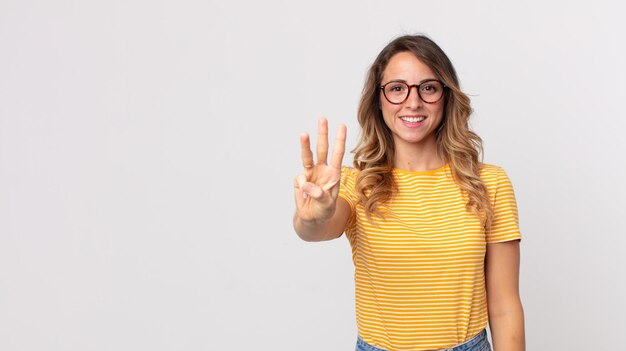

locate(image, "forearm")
[[488, 300, 525, 351]]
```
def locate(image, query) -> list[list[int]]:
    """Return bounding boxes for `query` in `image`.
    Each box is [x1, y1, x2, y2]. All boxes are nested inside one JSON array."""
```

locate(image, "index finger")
[[330, 124, 347, 169]]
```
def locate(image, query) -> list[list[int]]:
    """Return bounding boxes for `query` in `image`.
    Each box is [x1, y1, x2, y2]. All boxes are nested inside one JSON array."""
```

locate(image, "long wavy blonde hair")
[[353, 35, 494, 229]]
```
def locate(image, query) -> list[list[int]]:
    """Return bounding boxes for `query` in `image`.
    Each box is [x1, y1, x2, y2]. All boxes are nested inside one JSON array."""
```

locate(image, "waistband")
[[356, 329, 490, 351]]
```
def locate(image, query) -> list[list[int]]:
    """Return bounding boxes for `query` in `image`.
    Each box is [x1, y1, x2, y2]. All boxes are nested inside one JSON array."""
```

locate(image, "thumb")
[[322, 177, 339, 191]]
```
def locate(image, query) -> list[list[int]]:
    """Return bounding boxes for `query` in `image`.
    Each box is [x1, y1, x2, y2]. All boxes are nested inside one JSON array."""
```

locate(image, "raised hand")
[[294, 118, 347, 224]]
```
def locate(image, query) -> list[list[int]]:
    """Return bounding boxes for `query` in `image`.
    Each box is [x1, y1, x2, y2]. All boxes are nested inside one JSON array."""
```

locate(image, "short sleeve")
[[338, 166, 359, 215], [485, 166, 522, 243]]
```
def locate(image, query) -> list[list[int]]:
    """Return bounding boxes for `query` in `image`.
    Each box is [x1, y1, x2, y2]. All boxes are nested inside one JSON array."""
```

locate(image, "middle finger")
[[316, 117, 329, 165]]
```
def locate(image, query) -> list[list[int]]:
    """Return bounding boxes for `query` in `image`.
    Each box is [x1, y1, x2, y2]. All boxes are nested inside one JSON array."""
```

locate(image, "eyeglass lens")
[[383, 80, 444, 104]]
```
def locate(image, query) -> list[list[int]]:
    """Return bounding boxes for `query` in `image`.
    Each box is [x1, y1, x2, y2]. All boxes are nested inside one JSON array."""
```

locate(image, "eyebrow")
[[383, 78, 438, 85]]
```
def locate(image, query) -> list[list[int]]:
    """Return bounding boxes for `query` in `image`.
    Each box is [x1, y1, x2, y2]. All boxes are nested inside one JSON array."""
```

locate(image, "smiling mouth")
[[400, 116, 426, 123]]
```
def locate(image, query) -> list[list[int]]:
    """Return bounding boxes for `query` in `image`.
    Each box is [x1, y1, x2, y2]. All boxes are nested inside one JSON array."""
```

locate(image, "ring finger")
[[300, 133, 314, 170]]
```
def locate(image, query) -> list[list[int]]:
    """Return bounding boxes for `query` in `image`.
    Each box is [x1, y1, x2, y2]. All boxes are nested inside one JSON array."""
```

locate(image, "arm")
[[293, 118, 349, 242], [486, 240, 525, 351]]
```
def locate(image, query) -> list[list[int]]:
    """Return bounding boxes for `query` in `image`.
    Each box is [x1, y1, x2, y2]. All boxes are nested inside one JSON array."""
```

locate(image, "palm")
[[298, 164, 340, 221], [294, 118, 347, 223]]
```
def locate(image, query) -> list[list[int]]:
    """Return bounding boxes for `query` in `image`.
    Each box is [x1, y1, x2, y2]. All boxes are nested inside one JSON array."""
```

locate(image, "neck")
[[393, 138, 444, 172]]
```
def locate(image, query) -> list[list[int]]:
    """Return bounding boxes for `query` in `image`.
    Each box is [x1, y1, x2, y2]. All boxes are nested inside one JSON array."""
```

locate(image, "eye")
[[386, 83, 407, 95], [420, 82, 440, 94]]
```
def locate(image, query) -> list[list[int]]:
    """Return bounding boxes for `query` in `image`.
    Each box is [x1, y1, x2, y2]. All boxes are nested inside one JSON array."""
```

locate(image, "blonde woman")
[[293, 35, 525, 351]]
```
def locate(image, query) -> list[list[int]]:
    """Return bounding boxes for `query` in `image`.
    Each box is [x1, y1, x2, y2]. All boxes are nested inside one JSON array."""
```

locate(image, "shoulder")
[[341, 165, 359, 176], [479, 163, 504, 178], [482, 164, 521, 241], [340, 166, 359, 191], [340, 166, 359, 183], [479, 164, 518, 199], [339, 166, 360, 209], [479, 163, 511, 185]]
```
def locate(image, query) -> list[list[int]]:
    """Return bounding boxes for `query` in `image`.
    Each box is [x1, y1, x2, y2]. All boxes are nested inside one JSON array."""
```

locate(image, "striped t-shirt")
[[338, 163, 521, 351]]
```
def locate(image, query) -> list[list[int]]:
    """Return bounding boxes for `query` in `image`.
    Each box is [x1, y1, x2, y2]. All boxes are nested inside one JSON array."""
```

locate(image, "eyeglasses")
[[380, 79, 447, 105]]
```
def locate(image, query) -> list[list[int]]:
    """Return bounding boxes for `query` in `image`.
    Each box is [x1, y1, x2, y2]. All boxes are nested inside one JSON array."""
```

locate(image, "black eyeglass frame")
[[379, 79, 448, 105]]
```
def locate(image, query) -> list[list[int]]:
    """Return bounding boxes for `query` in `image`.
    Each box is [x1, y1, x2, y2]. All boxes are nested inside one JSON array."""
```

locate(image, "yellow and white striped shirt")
[[339, 164, 521, 351]]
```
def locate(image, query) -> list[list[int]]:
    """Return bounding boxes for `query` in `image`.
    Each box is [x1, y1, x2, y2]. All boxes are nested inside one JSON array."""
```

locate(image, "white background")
[[1, 1, 625, 350]]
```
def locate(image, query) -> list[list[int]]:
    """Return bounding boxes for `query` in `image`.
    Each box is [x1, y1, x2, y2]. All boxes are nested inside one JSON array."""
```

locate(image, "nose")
[[405, 85, 423, 108]]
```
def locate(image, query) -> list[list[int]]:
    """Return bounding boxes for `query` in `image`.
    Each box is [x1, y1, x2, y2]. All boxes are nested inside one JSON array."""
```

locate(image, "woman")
[[293, 35, 525, 351]]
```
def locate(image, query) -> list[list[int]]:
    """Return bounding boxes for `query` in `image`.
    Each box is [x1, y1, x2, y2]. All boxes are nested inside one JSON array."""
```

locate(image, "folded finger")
[[302, 182, 324, 199], [296, 173, 307, 188]]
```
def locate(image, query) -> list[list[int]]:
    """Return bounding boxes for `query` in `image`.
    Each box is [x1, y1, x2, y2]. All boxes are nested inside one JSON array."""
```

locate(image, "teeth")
[[401, 116, 425, 123]]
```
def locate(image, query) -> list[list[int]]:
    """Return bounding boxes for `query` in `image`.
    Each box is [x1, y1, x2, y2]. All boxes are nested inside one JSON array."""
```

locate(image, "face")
[[380, 51, 445, 150]]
